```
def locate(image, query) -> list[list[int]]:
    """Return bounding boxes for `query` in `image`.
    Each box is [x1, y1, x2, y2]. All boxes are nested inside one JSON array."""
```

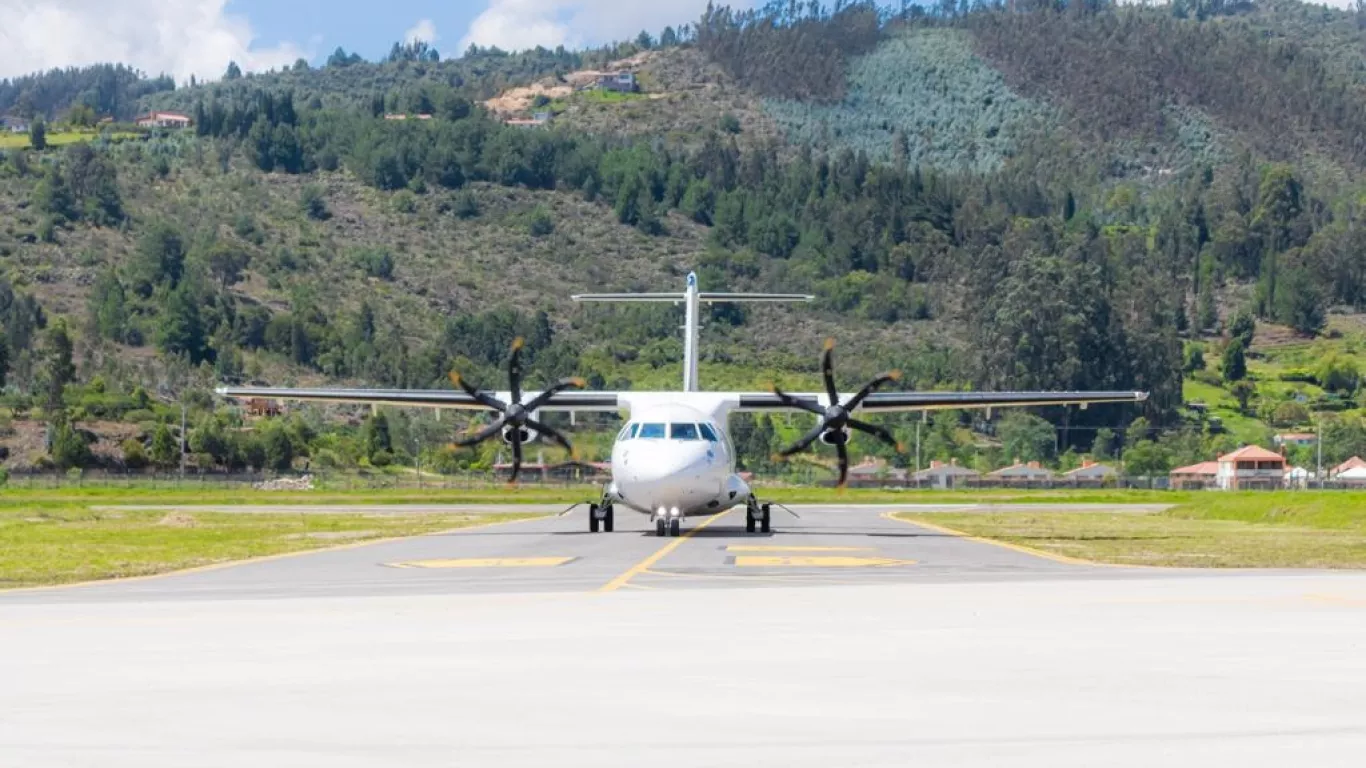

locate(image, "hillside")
[[5, 1, 1366, 478]]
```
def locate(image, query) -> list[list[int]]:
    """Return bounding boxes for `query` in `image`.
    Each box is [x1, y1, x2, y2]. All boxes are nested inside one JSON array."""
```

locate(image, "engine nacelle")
[[502, 426, 532, 443], [819, 429, 849, 446]]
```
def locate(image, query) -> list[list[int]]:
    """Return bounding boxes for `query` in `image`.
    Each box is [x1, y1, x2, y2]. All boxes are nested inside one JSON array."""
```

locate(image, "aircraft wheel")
[[746, 513, 757, 534], [589, 504, 600, 533], [669, 517, 681, 537], [656, 518, 667, 537], [603, 505, 614, 533], [760, 505, 771, 534]]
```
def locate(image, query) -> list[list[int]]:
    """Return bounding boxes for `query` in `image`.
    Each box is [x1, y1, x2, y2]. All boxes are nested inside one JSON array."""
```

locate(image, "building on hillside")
[[1284, 466, 1311, 489], [244, 398, 282, 418], [1063, 459, 1118, 486], [504, 114, 550, 129], [910, 459, 980, 489], [1, 115, 31, 133], [135, 111, 191, 129], [596, 72, 638, 93], [988, 461, 1054, 484], [1169, 460, 1218, 489], [383, 113, 433, 121], [1273, 432, 1316, 448], [1215, 445, 1286, 490], [1331, 456, 1366, 478], [845, 457, 906, 487]]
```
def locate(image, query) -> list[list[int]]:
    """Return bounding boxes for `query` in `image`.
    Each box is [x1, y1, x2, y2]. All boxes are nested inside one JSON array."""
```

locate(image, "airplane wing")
[[215, 386, 623, 412], [735, 390, 1148, 413]]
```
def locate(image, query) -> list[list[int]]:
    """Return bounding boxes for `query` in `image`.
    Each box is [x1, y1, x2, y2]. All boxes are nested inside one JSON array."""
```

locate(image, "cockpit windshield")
[[698, 423, 719, 442], [670, 423, 700, 440], [637, 423, 666, 439]]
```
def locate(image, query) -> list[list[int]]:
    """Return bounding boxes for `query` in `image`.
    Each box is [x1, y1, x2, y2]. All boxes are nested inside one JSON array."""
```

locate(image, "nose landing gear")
[[653, 510, 682, 537], [745, 497, 771, 534]]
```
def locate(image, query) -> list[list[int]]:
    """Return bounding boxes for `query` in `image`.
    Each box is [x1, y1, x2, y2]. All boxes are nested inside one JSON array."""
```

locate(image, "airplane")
[[217, 272, 1148, 537]]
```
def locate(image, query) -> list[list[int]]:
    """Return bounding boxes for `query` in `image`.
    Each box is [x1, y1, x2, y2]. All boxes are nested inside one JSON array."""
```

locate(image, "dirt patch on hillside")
[[484, 51, 660, 115]]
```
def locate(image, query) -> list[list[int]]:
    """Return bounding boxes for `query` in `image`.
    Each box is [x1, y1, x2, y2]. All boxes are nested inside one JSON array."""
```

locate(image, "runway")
[[4, 504, 1366, 767]]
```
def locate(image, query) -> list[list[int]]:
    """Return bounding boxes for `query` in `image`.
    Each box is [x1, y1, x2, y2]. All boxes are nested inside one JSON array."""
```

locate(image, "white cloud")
[[0, 0, 306, 84], [459, 0, 756, 53], [405, 19, 440, 45]]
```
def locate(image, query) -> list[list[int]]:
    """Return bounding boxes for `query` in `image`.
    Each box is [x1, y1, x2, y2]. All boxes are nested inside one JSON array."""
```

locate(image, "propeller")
[[772, 338, 904, 487], [448, 337, 585, 483]]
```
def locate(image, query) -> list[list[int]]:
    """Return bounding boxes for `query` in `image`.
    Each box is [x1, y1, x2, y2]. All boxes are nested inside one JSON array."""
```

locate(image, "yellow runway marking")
[[389, 556, 574, 569], [733, 555, 915, 568], [885, 512, 1102, 567], [725, 545, 874, 553], [598, 509, 732, 593]]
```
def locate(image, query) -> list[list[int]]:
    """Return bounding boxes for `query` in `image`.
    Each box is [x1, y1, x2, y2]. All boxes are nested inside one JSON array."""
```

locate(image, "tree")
[[156, 285, 207, 363], [1273, 267, 1325, 335], [1231, 380, 1257, 413], [89, 269, 127, 341], [301, 184, 330, 221], [205, 244, 250, 290], [43, 320, 76, 410], [1183, 343, 1205, 375], [1092, 427, 1115, 461], [363, 411, 393, 461], [261, 421, 295, 471], [1222, 339, 1247, 383], [998, 412, 1055, 464], [132, 222, 187, 295], [29, 119, 46, 150], [1229, 309, 1256, 348], [224, 61, 243, 80], [150, 423, 177, 468], [49, 413, 91, 469], [1122, 440, 1171, 476]]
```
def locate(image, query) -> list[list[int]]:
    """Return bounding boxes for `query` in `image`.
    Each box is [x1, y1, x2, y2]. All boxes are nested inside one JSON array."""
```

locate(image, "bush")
[[121, 438, 149, 468], [300, 184, 330, 221], [526, 206, 555, 237], [354, 247, 395, 280]]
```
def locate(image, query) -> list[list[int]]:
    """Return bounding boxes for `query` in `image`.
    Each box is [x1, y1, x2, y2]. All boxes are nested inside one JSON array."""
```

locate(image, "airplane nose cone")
[[619, 442, 719, 511]]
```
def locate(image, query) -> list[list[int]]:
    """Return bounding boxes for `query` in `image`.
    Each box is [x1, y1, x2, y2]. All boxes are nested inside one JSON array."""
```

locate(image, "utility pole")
[[179, 401, 187, 479], [914, 419, 922, 489], [1317, 422, 1323, 489]]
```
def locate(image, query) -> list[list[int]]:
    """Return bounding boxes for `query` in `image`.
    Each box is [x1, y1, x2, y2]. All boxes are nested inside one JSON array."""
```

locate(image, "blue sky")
[[2, 1, 742, 83], [225, 0, 480, 63]]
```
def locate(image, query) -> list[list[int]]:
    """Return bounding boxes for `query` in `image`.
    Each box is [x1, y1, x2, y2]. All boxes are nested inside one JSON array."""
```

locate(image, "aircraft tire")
[[604, 505, 614, 532], [760, 505, 771, 534], [656, 518, 667, 537], [589, 509, 600, 533], [669, 517, 681, 537], [746, 514, 756, 533]]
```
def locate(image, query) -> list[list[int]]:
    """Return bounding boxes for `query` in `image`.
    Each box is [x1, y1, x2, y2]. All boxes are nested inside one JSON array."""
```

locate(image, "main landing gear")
[[588, 501, 614, 533], [745, 496, 771, 534]]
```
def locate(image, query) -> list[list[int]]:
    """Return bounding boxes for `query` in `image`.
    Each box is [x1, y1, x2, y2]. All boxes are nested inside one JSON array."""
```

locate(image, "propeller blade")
[[844, 370, 902, 412], [848, 417, 900, 449], [771, 385, 825, 416], [508, 429, 523, 483], [525, 416, 574, 456], [449, 371, 506, 411], [508, 337, 525, 404], [779, 421, 828, 457], [835, 439, 849, 488], [452, 418, 505, 447], [821, 338, 839, 405], [523, 377, 586, 412]]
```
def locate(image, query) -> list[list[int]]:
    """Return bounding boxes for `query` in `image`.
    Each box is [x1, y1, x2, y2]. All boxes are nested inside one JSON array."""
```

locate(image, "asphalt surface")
[[4, 504, 1365, 767], [0, 504, 1158, 604]]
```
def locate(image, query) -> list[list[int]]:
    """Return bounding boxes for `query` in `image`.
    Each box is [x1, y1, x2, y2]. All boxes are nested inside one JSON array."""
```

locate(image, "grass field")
[[0, 130, 141, 149], [901, 492, 1366, 568], [0, 507, 538, 588]]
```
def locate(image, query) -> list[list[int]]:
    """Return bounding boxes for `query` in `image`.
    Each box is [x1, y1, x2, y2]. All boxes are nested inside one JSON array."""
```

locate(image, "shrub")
[[300, 184, 331, 220]]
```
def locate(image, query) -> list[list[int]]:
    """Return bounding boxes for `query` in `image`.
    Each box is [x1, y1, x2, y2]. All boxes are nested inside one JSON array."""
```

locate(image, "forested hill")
[[4, 0, 1366, 476]]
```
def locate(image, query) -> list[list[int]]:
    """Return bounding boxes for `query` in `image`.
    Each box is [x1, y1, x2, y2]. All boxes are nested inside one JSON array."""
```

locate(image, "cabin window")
[[671, 423, 700, 441], [637, 423, 666, 439], [698, 423, 719, 442]]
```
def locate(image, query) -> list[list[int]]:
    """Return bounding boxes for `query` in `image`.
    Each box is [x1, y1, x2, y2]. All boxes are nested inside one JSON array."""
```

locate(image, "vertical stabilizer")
[[683, 272, 701, 391]]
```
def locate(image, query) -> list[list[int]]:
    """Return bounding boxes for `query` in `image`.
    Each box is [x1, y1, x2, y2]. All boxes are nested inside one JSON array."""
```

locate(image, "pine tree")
[[43, 320, 76, 410]]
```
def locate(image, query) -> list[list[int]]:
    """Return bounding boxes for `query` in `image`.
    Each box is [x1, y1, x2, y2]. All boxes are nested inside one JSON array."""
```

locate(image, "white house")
[[134, 111, 191, 129]]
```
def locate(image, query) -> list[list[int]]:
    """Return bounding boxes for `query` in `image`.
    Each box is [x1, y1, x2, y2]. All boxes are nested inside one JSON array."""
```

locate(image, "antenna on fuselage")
[[572, 273, 813, 392]]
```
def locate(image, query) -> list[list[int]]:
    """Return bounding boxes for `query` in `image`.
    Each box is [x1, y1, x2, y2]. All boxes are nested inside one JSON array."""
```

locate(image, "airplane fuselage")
[[604, 400, 750, 518]]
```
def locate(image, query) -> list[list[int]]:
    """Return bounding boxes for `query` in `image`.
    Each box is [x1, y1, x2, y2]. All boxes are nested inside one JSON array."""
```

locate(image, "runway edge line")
[[882, 511, 1106, 568]]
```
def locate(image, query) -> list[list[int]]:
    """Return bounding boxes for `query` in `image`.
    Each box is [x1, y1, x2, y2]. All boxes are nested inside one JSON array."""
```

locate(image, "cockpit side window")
[[617, 424, 632, 441], [628, 423, 640, 438], [670, 423, 700, 440], [698, 423, 719, 442], [637, 423, 666, 439]]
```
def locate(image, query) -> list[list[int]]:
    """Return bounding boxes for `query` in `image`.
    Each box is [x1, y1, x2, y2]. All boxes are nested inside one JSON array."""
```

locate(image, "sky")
[[0, 0, 751, 84], [1, 0, 1360, 84]]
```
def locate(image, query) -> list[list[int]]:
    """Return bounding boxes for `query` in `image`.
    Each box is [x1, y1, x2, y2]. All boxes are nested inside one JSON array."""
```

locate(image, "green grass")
[[0, 130, 141, 149], [900, 491, 1366, 568], [0, 507, 539, 588]]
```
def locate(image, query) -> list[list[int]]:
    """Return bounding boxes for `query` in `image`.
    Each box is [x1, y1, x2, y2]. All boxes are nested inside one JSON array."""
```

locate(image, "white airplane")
[[218, 273, 1147, 537]]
